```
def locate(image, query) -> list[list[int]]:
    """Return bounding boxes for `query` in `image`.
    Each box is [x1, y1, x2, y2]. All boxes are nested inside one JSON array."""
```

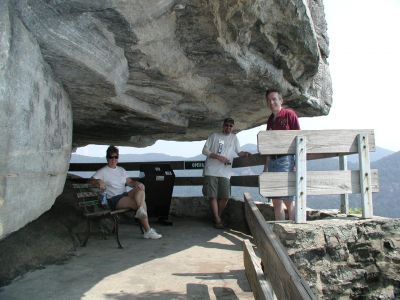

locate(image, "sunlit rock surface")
[[14, 0, 331, 147], [0, 1, 72, 239], [1, 0, 331, 238]]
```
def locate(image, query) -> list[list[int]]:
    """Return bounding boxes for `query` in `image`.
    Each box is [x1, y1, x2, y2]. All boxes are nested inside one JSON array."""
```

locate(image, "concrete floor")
[[0, 218, 255, 300]]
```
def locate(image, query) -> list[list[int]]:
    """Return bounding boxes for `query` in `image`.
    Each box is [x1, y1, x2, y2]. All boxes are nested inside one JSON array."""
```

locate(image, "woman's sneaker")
[[143, 228, 162, 239]]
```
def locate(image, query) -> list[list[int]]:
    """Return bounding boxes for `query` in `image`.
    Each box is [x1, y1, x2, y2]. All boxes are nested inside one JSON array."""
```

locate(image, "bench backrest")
[[71, 182, 103, 214]]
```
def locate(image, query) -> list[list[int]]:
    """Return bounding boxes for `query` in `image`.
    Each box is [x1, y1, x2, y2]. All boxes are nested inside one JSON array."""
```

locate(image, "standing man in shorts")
[[90, 145, 162, 239], [264, 89, 300, 221], [202, 118, 250, 228]]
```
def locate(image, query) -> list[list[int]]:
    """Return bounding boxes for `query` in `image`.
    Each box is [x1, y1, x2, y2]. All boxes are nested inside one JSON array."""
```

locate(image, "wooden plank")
[[231, 175, 259, 187], [257, 129, 375, 155], [339, 155, 349, 214], [144, 176, 260, 187], [72, 183, 93, 189], [358, 134, 373, 218], [259, 170, 379, 197], [173, 177, 204, 186], [77, 191, 98, 198], [77, 200, 98, 207], [295, 136, 307, 223], [85, 210, 111, 217], [110, 208, 131, 215], [244, 193, 316, 300], [69, 161, 186, 172], [69, 162, 109, 172], [243, 239, 277, 300], [232, 153, 266, 168]]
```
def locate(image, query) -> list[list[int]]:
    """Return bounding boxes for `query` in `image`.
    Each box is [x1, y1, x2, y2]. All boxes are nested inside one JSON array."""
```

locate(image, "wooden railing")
[[243, 193, 317, 300], [69, 129, 379, 218], [68, 154, 265, 187], [258, 129, 379, 223]]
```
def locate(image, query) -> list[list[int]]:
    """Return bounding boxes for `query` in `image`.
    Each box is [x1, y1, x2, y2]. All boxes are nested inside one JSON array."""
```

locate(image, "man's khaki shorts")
[[202, 176, 230, 199]]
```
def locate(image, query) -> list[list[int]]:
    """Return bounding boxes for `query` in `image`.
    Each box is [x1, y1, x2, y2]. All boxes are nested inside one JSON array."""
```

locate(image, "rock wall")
[[0, 1, 72, 239], [1, 0, 332, 238], [273, 219, 400, 299], [12, 0, 332, 148]]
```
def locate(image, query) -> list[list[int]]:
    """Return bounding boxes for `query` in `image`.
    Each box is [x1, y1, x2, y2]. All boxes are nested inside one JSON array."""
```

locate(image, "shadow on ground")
[[0, 179, 254, 299]]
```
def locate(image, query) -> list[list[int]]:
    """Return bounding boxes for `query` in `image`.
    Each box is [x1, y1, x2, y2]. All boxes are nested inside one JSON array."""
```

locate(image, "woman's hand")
[[135, 182, 145, 190], [98, 179, 106, 191]]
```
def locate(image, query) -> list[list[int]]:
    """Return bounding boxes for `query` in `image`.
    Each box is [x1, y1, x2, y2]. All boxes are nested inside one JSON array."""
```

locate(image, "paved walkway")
[[0, 218, 255, 299]]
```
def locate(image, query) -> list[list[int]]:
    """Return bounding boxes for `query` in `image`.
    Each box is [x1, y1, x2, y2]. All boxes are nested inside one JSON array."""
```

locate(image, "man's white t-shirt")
[[202, 132, 241, 178], [93, 165, 127, 197]]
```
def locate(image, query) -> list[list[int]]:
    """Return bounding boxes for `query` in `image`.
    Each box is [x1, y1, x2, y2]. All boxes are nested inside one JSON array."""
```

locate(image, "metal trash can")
[[139, 164, 175, 223]]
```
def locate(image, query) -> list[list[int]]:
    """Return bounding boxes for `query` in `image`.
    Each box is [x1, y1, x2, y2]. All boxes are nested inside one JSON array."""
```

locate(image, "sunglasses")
[[108, 155, 119, 159], [224, 124, 233, 128]]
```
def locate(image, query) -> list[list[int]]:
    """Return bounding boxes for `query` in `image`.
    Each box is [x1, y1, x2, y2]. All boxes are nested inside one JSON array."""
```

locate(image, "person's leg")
[[271, 155, 295, 221], [284, 200, 295, 221], [116, 195, 151, 232], [216, 177, 230, 222], [272, 198, 285, 221], [210, 197, 222, 224], [218, 177, 231, 220], [217, 198, 228, 219], [203, 176, 221, 225], [127, 188, 147, 210]]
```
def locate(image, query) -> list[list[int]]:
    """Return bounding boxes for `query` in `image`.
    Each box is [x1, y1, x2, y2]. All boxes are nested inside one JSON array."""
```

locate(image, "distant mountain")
[[371, 151, 400, 218]]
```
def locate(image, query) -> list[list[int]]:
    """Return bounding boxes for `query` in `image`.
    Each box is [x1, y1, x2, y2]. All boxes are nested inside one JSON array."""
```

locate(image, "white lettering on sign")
[[192, 162, 204, 168]]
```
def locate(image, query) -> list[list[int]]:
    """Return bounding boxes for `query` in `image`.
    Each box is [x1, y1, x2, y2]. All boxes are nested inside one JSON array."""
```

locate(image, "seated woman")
[[90, 145, 162, 239]]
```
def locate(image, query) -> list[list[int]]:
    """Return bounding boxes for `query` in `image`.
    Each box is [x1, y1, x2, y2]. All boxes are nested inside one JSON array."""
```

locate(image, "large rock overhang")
[[15, 0, 332, 147], [0, 0, 332, 238]]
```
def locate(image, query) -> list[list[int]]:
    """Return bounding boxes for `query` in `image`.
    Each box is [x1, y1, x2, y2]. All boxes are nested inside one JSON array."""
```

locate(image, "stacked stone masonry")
[[273, 218, 400, 299]]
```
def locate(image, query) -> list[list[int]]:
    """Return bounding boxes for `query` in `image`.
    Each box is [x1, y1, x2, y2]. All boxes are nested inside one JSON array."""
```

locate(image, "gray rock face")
[[1, 0, 331, 238], [0, 1, 72, 239], [14, 0, 331, 147]]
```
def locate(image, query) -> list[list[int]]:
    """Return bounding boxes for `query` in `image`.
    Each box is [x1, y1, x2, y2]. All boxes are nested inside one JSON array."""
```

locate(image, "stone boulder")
[[274, 219, 400, 299], [13, 0, 331, 147], [0, 1, 72, 240], [0, 0, 331, 238]]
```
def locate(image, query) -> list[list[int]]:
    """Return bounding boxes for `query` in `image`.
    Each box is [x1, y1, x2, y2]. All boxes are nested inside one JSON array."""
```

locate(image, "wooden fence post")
[[358, 134, 373, 218], [295, 136, 307, 223], [339, 155, 349, 214]]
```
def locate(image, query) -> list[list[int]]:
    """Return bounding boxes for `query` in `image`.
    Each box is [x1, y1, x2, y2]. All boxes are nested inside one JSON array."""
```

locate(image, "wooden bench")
[[71, 179, 137, 248]]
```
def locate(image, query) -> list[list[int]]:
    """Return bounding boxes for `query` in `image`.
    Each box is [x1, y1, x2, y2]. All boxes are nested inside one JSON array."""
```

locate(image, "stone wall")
[[273, 219, 400, 299]]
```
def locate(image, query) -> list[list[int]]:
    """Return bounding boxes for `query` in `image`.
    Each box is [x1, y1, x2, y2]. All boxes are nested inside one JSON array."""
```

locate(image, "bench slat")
[[77, 200, 99, 207], [76, 191, 98, 198], [85, 210, 111, 217]]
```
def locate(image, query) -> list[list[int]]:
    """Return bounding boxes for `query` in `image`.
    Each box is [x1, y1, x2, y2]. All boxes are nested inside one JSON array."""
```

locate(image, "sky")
[[76, 0, 400, 158]]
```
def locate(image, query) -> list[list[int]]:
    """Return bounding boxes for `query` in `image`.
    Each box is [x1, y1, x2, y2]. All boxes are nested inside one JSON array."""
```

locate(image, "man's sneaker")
[[135, 207, 148, 219], [143, 228, 162, 239]]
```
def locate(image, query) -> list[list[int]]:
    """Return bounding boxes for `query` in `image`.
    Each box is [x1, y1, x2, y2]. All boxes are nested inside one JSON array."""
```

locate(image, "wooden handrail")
[[244, 192, 317, 300]]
